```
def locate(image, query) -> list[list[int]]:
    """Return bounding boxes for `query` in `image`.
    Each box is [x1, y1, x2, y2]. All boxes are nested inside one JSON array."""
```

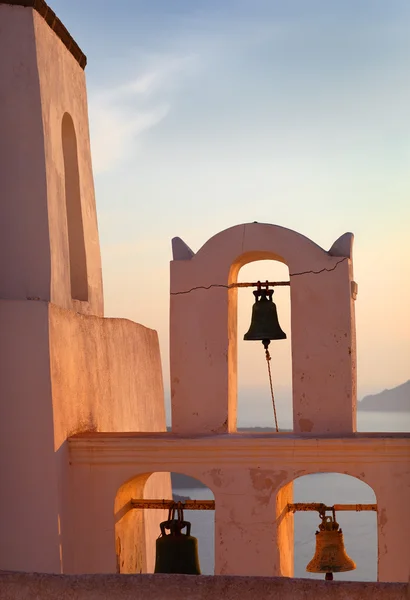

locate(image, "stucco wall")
[[49, 304, 167, 450], [33, 10, 103, 315], [170, 223, 356, 435], [68, 432, 410, 582], [0, 301, 170, 574], [49, 304, 171, 573], [0, 573, 407, 600], [0, 4, 103, 314], [0, 6, 51, 303], [0, 2, 170, 578], [0, 301, 61, 573], [114, 474, 170, 575]]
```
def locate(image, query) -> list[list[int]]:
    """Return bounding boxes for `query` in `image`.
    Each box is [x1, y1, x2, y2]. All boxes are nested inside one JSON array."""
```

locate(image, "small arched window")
[[62, 113, 88, 302]]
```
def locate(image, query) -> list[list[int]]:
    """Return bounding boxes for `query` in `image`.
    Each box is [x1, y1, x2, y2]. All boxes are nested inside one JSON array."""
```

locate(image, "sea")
[[171, 410, 410, 580]]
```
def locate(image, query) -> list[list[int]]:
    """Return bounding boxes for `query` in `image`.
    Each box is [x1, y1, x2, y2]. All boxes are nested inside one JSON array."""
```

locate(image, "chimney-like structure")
[[0, 0, 103, 316]]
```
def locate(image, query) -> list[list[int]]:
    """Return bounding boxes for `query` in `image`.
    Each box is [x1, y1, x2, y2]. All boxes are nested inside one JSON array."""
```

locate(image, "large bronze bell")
[[154, 505, 201, 575], [306, 513, 356, 581], [244, 285, 286, 347]]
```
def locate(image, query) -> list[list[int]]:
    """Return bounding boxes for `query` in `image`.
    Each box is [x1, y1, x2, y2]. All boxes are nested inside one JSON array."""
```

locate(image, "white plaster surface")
[[33, 10, 103, 315], [0, 6, 51, 303], [0, 5, 103, 315], [68, 432, 410, 582], [49, 305, 167, 449], [0, 301, 170, 573], [0, 301, 61, 574], [0, 572, 408, 600], [0, 4, 170, 576]]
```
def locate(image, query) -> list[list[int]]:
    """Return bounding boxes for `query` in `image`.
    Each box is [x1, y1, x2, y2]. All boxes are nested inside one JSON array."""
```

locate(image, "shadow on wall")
[[62, 112, 88, 302], [115, 472, 171, 574]]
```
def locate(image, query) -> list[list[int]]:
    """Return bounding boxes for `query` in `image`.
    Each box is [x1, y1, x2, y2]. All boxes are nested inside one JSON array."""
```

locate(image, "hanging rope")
[[264, 344, 279, 432]]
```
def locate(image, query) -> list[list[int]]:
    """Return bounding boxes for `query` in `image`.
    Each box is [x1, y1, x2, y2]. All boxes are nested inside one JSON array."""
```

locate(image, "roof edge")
[[1, 0, 87, 69]]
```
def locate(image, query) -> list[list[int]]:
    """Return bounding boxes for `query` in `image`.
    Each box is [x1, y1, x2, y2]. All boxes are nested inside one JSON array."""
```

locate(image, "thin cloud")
[[89, 55, 195, 174], [90, 99, 169, 174]]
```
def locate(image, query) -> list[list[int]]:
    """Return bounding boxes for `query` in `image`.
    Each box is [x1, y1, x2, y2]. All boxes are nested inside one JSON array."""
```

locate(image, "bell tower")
[[0, 0, 103, 316]]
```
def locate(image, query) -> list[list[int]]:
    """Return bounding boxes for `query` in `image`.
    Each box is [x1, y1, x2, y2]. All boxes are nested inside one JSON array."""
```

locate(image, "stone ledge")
[[0, 572, 408, 600], [0, 0, 86, 68], [68, 431, 410, 465]]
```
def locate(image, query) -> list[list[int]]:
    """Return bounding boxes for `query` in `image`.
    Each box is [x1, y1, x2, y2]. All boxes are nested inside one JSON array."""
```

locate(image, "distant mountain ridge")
[[359, 380, 410, 412]]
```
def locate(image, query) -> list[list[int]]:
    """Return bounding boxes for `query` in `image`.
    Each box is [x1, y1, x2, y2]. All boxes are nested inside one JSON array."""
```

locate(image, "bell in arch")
[[306, 513, 356, 581], [154, 504, 201, 575], [244, 285, 286, 348]]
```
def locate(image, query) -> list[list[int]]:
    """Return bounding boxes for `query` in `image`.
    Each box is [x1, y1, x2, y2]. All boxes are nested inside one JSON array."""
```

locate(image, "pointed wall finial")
[[329, 232, 354, 259], [172, 237, 195, 261]]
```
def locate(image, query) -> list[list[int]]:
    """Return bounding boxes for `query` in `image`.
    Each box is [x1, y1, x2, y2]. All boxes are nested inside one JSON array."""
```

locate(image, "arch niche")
[[237, 259, 292, 430], [62, 112, 88, 302], [170, 223, 356, 435], [276, 472, 377, 581], [114, 471, 215, 574]]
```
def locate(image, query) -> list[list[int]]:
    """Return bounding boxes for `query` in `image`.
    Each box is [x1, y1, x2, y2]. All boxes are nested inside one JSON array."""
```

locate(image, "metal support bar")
[[288, 503, 377, 513], [131, 499, 215, 510], [130, 500, 377, 513], [229, 281, 290, 289]]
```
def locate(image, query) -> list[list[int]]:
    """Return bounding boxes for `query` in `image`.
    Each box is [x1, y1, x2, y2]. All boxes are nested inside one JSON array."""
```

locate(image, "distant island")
[[359, 380, 410, 412]]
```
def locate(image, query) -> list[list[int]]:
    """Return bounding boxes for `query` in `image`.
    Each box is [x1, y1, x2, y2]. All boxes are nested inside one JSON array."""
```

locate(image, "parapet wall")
[[49, 304, 167, 450], [0, 300, 170, 573], [0, 573, 407, 600], [50, 304, 171, 574]]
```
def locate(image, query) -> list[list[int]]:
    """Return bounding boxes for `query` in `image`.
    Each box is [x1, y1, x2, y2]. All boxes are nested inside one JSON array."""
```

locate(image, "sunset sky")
[[53, 0, 409, 409]]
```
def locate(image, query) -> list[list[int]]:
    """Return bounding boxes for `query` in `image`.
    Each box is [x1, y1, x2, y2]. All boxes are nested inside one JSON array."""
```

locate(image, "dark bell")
[[244, 288, 286, 345], [306, 514, 356, 580], [154, 517, 201, 575]]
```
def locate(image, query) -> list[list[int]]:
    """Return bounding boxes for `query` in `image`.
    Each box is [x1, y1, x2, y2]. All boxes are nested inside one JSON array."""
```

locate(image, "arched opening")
[[115, 472, 172, 574], [114, 472, 215, 575], [237, 260, 292, 431], [62, 112, 88, 302], [291, 473, 377, 581]]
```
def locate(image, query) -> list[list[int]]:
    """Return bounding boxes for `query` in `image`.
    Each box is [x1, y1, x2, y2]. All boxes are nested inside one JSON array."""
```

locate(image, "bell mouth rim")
[[306, 566, 356, 573], [243, 334, 287, 341]]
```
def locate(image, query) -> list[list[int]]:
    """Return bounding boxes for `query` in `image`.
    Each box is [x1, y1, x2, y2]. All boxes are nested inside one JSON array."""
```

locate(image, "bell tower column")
[[170, 224, 356, 435], [213, 469, 294, 577]]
